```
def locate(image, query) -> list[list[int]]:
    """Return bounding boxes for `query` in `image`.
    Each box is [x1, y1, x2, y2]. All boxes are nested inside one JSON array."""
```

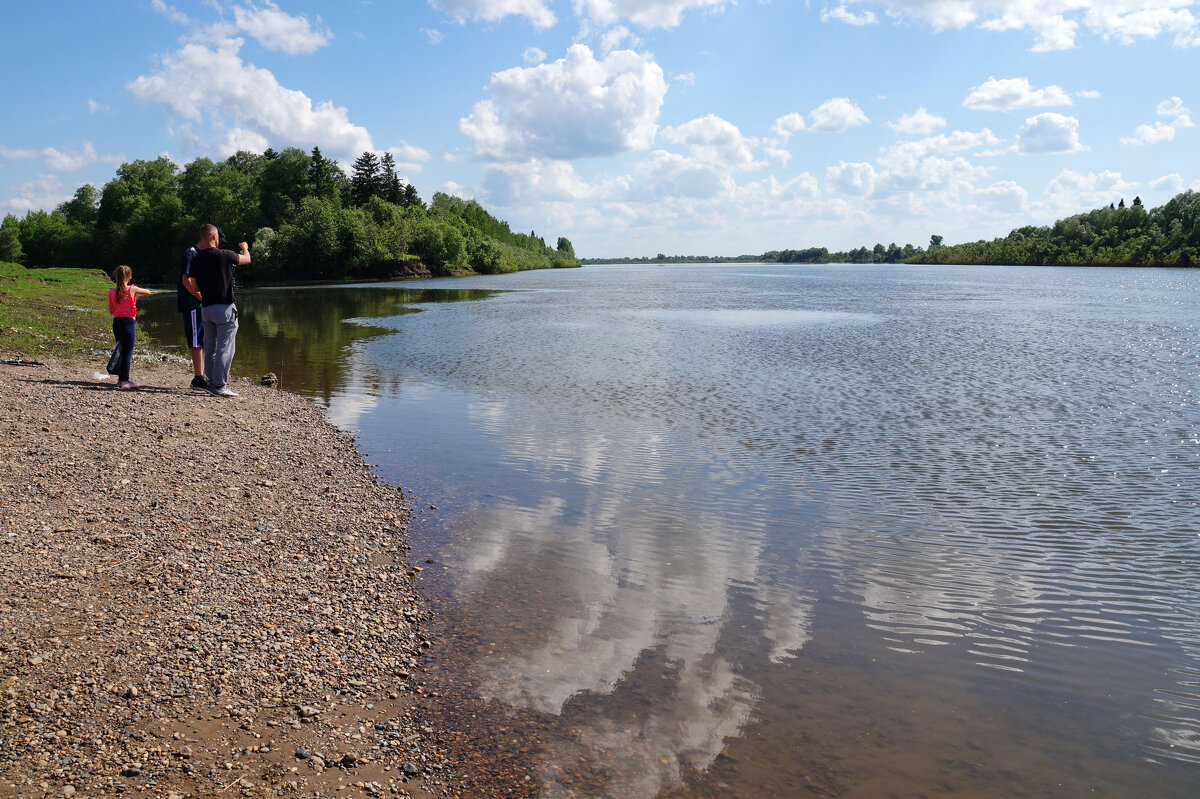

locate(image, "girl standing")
[[108, 265, 152, 389]]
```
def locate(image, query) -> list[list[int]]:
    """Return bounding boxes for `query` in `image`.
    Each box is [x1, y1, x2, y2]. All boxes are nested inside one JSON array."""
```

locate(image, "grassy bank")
[[0, 262, 115, 357]]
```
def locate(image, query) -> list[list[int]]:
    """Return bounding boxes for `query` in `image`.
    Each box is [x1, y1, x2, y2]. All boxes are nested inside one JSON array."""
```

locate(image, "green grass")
[[0, 262, 119, 357]]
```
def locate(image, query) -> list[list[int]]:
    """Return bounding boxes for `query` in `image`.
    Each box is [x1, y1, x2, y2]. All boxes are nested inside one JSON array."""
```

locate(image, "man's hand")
[[182, 273, 202, 301]]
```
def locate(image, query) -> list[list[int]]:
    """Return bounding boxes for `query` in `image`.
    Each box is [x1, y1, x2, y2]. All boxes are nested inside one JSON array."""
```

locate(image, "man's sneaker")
[[209, 385, 238, 398], [117, 380, 138, 389], [190, 375, 210, 392]]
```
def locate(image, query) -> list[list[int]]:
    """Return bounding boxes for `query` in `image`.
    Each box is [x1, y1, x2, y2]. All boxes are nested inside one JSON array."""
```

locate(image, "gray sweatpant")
[[201, 303, 238, 389]]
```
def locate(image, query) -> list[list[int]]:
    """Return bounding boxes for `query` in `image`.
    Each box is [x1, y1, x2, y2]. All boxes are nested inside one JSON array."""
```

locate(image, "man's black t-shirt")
[[191, 247, 240, 307]]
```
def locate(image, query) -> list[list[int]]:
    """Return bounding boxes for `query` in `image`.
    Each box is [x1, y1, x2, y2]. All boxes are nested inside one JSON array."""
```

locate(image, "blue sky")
[[1, 1, 1198, 258]]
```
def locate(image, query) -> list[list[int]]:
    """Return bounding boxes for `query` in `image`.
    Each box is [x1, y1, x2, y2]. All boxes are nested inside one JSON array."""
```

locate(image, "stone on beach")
[[0, 359, 447, 798]]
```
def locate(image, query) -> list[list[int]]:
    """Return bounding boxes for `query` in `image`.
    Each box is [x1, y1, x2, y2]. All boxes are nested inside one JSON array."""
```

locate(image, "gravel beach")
[[0, 357, 450, 799]]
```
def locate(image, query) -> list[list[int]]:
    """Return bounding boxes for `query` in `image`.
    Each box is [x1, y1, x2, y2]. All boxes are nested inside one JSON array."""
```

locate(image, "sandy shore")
[[0, 357, 450, 798]]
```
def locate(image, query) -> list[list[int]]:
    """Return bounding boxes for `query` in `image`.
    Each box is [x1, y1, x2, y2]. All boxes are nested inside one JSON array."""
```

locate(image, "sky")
[[1, 0, 1199, 258]]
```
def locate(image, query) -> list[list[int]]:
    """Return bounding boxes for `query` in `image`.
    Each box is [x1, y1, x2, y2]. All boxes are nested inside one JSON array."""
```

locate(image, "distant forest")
[[0, 147, 579, 283], [583, 241, 923, 266], [587, 192, 1200, 269], [908, 192, 1200, 266]]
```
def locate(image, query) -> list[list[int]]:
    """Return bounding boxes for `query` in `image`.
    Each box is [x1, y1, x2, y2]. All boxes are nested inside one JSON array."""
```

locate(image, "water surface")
[[142, 264, 1200, 797]]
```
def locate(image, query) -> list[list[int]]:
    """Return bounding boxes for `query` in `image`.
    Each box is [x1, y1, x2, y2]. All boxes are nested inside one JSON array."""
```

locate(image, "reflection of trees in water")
[[138, 285, 499, 399]]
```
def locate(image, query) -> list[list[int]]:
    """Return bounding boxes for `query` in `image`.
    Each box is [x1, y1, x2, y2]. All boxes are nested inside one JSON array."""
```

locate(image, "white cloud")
[[232, 1, 331, 54], [5, 174, 72, 214], [88, 99, 111, 114], [1157, 95, 1194, 127], [431, 0, 557, 30], [876, 129, 998, 194], [822, 4, 879, 25], [770, 112, 806, 139], [459, 44, 667, 161], [0, 146, 38, 161], [219, 128, 271, 157], [1120, 96, 1192, 146], [826, 161, 877, 195], [764, 145, 791, 166], [1041, 168, 1138, 216], [483, 158, 619, 205], [889, 107, 946, 136], [127, 37, 373, 161], [41, 142, 98, 172], [634, 150, 728, 200], [661, 115, 764, 172], [574, 0, 733, 30], [386, 143, 433, 174], [1016, 113, 1085, 154], [974, 180, 1028, 214], [672, 71, 696, 87], [422, 27, 445, 44], [738, 173, 821, 203], [1150, 173, 1185, 193], [963, 76, 1072, 111], [1121, 121, 1177, 146], [523, 47, 547, 64], [600, 25, 640, 51], [808, 97, 870, 133], [1083, 2, 1199, 46], [1076, 89, 1101, 100], [833, 1, 1200, 51], [151, 0, 190, 25]]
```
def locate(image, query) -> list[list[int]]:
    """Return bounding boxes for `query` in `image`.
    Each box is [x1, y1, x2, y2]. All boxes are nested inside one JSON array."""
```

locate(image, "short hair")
[[200, 223, 218, 240]]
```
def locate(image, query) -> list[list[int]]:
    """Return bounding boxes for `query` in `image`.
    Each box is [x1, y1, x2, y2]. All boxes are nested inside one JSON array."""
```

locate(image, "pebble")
[[0, 359, 449, 798]]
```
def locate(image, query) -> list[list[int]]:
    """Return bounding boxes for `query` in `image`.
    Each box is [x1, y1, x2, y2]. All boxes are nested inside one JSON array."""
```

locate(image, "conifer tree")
[[308, 146, 339, 201], [401, 182, 423, 209], [379, 153, 403, 204], [351, 151, 381, 206]]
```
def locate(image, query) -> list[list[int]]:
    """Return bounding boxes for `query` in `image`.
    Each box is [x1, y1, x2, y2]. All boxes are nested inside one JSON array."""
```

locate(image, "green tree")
[[350, 151, 381, 206], [412, 218, 465, 275], [269, 195, 341, 277], [401, 182, 423, 210], [59, 184, 99, 228], [379, 153, 402, 205], [258, 147, 311, 229], [555, 236, 576, 259], [96, 157, 183, 279], [179, 157, 258, 241], [0, 213, 24, 263], [929, 234, 943, 248], [308, 146, 340, 202]]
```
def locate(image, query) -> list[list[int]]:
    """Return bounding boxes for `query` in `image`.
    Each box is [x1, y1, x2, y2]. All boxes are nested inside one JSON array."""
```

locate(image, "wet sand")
[[0, 357, 452, 798]]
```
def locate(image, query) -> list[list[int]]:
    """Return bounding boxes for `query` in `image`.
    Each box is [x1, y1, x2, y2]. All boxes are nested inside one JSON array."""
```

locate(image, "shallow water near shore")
[[141, 263, 1200, 796]]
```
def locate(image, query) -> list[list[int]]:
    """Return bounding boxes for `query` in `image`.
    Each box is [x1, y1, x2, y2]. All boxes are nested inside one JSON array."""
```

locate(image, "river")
[[141, 263, 1200, 797]]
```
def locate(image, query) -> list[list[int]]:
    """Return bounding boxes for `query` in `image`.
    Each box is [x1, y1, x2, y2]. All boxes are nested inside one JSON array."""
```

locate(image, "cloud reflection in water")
[[438, 400, 815, 797]]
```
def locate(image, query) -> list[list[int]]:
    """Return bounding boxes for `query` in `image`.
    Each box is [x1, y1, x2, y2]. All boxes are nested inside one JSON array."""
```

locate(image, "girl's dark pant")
[[112, 317, 135, 381]]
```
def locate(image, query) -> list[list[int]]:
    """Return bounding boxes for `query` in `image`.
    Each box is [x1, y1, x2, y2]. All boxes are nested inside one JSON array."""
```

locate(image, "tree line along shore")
[[583, 190, 1200, 268], [0, 147, 580, 286]]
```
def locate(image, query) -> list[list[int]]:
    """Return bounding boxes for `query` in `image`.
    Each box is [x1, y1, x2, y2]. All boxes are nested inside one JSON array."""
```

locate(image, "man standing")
[[181, 224, 250, 398], [178, 236, 208, 391]]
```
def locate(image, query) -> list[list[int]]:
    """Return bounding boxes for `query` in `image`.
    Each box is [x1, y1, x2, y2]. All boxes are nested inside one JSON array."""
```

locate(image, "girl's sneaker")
[[190, 375, 210, 391], [117, 380, 138, 389]]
